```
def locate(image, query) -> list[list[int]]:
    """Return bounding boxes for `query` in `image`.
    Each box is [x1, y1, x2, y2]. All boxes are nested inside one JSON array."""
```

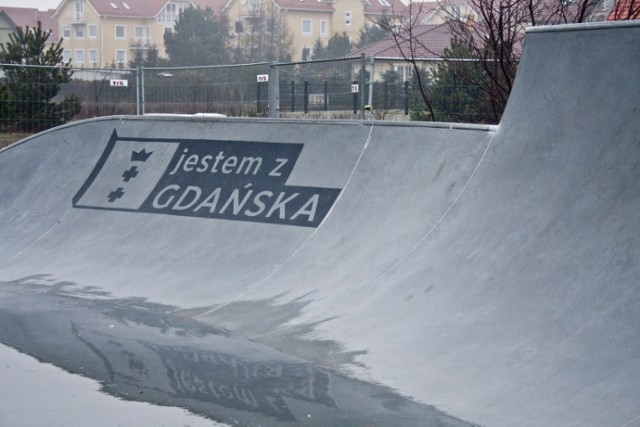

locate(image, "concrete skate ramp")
[[1, 22, 639, 427]]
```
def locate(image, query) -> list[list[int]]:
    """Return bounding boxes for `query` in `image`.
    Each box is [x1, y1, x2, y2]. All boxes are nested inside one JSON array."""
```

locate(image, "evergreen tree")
[[0, 21, 80, 132], [164, 7, 230, 66], [129, 46, 160, 68], [428, 38, 494, 123], [357, 16, 390, 48], [325, 32, 353, 58], [310, 38, 326, 60]]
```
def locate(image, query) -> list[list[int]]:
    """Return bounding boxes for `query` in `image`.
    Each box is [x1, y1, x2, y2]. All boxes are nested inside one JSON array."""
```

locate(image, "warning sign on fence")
[[110, 79, 128, 87]]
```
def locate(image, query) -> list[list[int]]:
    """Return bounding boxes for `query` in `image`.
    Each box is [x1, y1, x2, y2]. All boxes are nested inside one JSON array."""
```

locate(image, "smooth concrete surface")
[[1, 21, 639, 426], [0, 343, 223, 427]]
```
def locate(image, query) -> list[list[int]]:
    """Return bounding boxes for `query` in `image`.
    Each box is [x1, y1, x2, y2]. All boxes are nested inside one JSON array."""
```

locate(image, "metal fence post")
[[324, 81, 328, 111], [352, 80, 358, 114], [404, 80, 409, 116], [359, 53, 365, 119], [384, 81, 388, 110], [141, 66, 145, 115], [256, 81, 261, 115], [268, 63, 279, 118], [304, 81, 308, 114], [368, 55, 375, 120], [136, 66, 141, 115]]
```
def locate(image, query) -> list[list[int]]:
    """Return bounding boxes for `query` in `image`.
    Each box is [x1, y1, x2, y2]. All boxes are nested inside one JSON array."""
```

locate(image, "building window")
[[115, 25, 125, 39], [115, 49, 126, 65], [158, 3, 186, 23], [320, 20, 328, 36], [75, 49, 84, 63], [62, 49, 71, 62], [394, 64, 412, 81], [88, 24, 97, 38], [75, 0, 84, 20], [62, 26, 71, 38], [134, 26, 150, 42], [301, 46, 311, 61], [345, 11, 352, 26], [74, 25, 84, 38], [301, 19, 312, 36], [88, 49, 98, 64]]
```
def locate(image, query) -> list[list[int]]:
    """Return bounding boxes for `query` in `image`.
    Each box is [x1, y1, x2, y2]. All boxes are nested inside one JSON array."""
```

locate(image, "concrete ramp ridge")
[[1, 21, 639, 427]]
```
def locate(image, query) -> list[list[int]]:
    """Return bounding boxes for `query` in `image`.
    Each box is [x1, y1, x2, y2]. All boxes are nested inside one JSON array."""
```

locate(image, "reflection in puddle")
[[0, 276, 478, 426]]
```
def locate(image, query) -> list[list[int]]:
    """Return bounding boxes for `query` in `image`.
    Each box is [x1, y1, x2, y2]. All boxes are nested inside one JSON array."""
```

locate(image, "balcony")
[[72, 12, 85, 23], [130, 38, 155, 49]]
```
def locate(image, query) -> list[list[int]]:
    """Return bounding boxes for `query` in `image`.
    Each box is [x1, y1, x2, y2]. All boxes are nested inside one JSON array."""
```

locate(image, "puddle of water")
[[0, 276, 478, 426], [0, 343, 226, 427]]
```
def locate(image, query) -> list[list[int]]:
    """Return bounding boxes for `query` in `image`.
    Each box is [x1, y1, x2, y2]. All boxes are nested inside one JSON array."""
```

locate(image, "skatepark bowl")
[[1, 21, 639, 427]]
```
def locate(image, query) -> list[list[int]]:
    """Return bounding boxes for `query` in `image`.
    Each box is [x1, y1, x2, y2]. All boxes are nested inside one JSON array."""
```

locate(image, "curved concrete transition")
[[1, 22, 639, 427]]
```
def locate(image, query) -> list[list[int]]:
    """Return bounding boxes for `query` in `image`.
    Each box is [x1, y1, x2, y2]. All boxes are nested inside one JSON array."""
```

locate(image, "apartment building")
[[52, 0, 406, 67], [223, 0, 406, 61], [52, 0, 211, 67]]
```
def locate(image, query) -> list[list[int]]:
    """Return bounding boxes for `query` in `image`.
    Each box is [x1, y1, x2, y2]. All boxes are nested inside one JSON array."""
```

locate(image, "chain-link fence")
[[141, 62, 269, 116], [1, 56, 485, 133], [0, 64, 139, 132], [273, 56, 366, 118]]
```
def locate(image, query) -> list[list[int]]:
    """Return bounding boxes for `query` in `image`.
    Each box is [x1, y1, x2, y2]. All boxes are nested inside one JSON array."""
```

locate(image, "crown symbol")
[[131, 149, 152, 162]]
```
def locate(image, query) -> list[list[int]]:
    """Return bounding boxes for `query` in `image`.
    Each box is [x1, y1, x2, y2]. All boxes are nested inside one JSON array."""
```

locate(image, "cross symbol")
[[122, 166, 139, 182], [107, 187, 125, 203]]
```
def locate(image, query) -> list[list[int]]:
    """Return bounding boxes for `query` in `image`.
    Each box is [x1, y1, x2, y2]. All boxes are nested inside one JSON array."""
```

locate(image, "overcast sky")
[[0, 0, 61, 10]]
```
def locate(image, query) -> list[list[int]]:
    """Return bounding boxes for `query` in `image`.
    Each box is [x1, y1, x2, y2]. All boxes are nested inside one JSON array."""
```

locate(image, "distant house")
[[52, 0, 223, 68], [223, 0, 406, 61], [0, 11, 17, 47], [406, 0, 476, 26], [0, 7, 58, 45], [351, 23, 455, 81]]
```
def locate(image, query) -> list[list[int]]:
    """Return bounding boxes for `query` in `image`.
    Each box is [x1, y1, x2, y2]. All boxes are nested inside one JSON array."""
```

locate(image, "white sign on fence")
[[351, 84, 359, 93], [257, 74, 269, 83], [110, 79, 128, 87]]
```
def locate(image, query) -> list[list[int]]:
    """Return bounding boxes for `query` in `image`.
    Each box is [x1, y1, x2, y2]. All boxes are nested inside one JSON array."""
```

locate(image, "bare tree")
[[235, 0, 293, 63], [377, 2, 446, 120], [443, 0, 610, 119], [378, 0, 613, 122]]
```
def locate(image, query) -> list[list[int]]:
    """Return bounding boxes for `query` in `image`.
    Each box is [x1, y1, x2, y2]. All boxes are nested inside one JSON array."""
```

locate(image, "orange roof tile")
[[85, 0, 171, 18], [272, 0, 335, 13], [608, 0, 640, 19], [0, 7, 58, 40], [351, 23, 453, 59]]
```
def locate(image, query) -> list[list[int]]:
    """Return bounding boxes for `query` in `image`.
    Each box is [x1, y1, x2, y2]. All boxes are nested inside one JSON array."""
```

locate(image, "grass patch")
[[0, 132, 32, 149]]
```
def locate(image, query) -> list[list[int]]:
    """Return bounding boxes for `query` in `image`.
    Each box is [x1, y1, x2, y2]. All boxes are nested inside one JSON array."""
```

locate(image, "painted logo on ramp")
[[73, 130, 342, 227]]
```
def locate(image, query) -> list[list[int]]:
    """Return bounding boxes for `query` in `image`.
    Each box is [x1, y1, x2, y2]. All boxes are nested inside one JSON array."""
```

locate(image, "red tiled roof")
[[272, 0, 335, 13], [0, 7, 58, 40], [351, 23, 453, 59], [608, 0, 640, 19], [364, 0, 406, 16], [193, 0, 228, 14], [85, 0, 171, 18]]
